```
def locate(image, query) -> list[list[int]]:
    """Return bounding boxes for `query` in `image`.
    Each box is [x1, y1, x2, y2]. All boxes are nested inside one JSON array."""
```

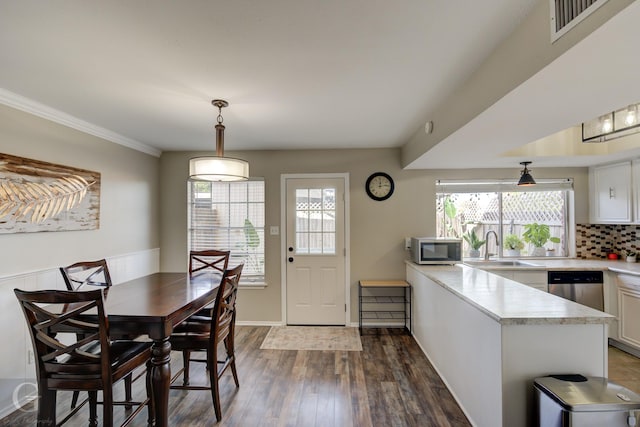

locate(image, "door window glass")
[[295, 187, 336, 254]]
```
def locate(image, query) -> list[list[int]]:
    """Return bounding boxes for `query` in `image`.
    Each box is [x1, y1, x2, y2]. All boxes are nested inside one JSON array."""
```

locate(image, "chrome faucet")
[[484, 230, 499, 261]]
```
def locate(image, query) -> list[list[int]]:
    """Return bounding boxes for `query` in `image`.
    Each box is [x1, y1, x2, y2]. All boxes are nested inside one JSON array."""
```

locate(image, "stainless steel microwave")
[[410, 237, 462, 265]]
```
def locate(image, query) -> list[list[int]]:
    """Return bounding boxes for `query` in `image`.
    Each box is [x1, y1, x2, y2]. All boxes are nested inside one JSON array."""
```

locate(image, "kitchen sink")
[[463, 260, 542, 267]]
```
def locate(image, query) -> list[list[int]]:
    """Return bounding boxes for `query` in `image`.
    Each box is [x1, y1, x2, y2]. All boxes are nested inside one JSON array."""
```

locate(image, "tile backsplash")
[[576, 224, 639, 259]]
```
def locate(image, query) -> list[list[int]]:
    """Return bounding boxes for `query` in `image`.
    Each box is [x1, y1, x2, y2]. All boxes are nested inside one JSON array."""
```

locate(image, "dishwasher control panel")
[[548, 270, 604, 284]]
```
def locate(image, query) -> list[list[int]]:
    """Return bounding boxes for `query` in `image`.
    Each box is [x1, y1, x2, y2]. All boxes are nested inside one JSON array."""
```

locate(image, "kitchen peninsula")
[[406, 262, 614, 427]]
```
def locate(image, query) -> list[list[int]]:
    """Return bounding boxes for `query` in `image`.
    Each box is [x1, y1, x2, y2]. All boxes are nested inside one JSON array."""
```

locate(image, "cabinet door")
[[513, 271, 547, 292], [488, 271, 514, 280], [485, 270, 547, 292], [590, 162, 632, 223], [618, 286, 640, 350]]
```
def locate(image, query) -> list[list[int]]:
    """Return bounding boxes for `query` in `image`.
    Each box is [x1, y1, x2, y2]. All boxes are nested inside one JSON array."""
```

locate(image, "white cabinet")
[[485, 270, 547, 292], [634, 160, 640, 222], [589, 161, 632, 223], [617, 274, 640, 350], [514, 271, 547, 292], [604, 271, 619, 340]]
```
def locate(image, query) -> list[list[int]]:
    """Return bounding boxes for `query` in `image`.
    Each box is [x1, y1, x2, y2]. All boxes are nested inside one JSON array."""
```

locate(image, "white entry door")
[[285, 177, 346, 325]]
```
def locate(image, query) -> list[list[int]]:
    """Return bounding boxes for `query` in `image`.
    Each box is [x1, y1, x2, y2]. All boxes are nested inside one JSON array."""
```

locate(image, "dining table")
[[97, 271, 222, 427]]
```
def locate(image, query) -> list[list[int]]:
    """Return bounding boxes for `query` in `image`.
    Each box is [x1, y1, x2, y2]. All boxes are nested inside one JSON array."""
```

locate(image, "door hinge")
[[343, 248, 346, 256], [345, 304, 347, 312]]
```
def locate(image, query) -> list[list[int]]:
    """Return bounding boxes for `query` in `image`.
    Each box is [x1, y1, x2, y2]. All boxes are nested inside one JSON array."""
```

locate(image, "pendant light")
[[517, 161, 536, 186], [189, 99, 249, 181]]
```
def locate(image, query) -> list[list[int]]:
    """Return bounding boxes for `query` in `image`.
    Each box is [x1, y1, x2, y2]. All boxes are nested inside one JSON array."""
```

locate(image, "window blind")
[[188, 179, 265, 282]]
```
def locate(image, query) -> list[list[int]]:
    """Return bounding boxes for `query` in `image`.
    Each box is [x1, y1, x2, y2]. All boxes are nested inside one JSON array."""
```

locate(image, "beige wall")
[[160, 148, 589, 323], [0, 104, 160, 276]]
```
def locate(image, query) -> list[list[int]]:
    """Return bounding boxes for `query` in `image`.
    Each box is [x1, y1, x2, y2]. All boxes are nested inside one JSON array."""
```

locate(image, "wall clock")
[[365, 172, 394, 201]]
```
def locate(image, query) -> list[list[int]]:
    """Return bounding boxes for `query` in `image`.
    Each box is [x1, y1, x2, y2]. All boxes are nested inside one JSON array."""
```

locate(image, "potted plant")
[[522, 223, 560, 257], [503, 234, 524, 257], [463, 229, 486, 258], [625, 250, 637, 263]]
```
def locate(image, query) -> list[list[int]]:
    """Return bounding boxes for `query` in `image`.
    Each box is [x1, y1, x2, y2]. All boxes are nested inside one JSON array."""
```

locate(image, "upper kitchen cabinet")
[[589, 161, 632, 223]]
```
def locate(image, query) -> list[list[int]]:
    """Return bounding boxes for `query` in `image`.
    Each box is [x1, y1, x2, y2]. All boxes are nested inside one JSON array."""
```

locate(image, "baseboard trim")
[[609, 338, 640, 358], [236, 321, 284, 327]]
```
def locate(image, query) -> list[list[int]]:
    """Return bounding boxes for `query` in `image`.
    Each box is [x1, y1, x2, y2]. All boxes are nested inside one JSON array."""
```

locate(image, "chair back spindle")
[[189, 250, 230, 274], [60, 259, 112, 290]]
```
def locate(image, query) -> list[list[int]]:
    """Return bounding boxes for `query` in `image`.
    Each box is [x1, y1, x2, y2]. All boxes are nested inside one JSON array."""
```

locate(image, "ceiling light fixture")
[[517, 161, 536, 186], [582, 102, 640, 142], [189, 99, 249, 181]]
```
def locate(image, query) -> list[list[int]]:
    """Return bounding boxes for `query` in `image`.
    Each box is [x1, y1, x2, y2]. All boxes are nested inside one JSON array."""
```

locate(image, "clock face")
[[366, 172, 394, 201]]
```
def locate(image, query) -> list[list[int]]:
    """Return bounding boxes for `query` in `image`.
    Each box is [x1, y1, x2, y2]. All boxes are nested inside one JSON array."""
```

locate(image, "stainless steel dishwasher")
[[548, 271, 604, 311]]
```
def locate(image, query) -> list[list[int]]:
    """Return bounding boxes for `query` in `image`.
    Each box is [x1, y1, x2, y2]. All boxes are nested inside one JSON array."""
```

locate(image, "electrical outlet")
[[405, 237, 411, 250]]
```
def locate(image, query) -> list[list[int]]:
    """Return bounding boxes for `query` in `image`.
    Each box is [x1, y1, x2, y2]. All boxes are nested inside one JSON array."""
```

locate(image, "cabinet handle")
[[609, 187, 615, 199]]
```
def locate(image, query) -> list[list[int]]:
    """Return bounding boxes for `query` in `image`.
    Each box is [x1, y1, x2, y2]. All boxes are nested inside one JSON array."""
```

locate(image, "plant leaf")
[[0, 176, 95, 223]]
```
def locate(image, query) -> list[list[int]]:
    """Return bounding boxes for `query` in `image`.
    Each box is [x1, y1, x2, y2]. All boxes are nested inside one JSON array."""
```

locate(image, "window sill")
[[239, 282, 267, 290]]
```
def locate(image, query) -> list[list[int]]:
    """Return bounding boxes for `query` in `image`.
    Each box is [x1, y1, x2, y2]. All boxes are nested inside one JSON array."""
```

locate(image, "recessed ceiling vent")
[[550, 0, 609, 42]]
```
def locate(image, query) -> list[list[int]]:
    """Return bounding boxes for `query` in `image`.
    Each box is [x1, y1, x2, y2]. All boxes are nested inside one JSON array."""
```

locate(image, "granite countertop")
[[459, 257, 640, 275], [406, 262, 614, 326]]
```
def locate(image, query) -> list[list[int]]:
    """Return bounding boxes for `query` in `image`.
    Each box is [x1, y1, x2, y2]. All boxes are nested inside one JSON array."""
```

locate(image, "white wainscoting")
[[0, 248, 160, 419]]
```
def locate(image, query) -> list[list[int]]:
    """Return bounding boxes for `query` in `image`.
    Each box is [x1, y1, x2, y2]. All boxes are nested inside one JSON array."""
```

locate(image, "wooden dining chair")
[[170, 263, 243, 422], [188, 250, 230, 316], [189, 249, 230, 274], [14, 288, 154, 427], [60, 259, 113, 290], [59, 259, 134, 411]]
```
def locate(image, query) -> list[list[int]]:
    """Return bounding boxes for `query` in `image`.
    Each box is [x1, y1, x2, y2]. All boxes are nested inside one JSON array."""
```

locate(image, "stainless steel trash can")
[[534, 374, 640, 427]]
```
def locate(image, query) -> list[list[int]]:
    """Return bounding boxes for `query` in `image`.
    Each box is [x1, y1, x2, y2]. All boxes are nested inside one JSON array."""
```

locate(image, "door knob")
[[288, 257, 294, 263]]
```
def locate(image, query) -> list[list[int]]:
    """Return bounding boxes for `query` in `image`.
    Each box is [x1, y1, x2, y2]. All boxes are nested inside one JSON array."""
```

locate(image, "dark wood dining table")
[[98, 271, 221, 427]]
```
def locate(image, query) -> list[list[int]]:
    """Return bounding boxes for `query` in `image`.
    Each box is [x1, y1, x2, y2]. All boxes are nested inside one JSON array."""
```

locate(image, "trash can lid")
[[534, 375, 640, 412]]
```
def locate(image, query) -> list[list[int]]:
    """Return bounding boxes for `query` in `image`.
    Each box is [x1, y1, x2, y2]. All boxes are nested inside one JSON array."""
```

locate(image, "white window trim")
[[436, 178, 576, 258]]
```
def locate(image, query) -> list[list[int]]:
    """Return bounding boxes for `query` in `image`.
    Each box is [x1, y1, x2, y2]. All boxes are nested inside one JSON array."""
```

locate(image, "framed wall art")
[[0, 153, 100, 233]]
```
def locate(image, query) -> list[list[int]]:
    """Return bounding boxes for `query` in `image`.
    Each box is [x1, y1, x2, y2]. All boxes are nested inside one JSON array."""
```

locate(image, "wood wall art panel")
[[0, 153, 100, 233]]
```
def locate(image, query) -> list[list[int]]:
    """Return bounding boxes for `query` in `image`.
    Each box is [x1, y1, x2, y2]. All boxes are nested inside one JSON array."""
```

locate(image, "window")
[[295, 187, 336, 254], [436, 179, 573, 258], [188, 179, 265, 283]]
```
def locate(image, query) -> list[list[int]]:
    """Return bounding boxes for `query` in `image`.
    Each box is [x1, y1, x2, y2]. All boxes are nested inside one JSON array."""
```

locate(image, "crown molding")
[[0, 88, 162, 157]]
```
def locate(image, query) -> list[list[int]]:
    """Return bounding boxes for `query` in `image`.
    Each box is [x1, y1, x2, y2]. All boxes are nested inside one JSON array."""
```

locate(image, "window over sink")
[[436, 178, 573, 258]]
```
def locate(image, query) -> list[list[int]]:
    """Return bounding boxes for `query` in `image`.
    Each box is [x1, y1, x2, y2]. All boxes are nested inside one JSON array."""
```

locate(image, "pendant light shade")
[[189, 99, 249, 182], [517, 161, 536, 186], [189, 156, 249, 181]]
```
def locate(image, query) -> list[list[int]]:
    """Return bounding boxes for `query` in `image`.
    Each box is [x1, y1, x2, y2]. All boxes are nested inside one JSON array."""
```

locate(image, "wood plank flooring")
[[608, 346, 640, 395], [0, 326, 470, 427], [8, 328, 640, 427]]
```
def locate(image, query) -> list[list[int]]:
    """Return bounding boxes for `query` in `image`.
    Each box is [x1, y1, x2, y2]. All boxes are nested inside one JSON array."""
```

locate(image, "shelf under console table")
[[358, 279, 411, 335]]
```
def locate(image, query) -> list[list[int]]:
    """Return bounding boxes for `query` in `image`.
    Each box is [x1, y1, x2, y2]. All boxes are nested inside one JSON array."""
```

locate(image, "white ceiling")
[[0, 0, 638, 169]]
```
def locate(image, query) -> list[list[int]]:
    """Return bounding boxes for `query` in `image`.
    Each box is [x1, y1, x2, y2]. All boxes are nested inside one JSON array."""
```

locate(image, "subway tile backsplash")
[[576, 224, 639, 259]]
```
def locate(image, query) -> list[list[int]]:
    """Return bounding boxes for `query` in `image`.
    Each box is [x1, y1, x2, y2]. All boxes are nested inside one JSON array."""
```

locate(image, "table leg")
[[150, 337, 171, 427], [37, 388, 56, 427]]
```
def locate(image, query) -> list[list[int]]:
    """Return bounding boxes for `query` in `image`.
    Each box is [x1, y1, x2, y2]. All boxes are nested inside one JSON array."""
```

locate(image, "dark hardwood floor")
[[6, 327, 640, 427], [0, 326, 470, 427]]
